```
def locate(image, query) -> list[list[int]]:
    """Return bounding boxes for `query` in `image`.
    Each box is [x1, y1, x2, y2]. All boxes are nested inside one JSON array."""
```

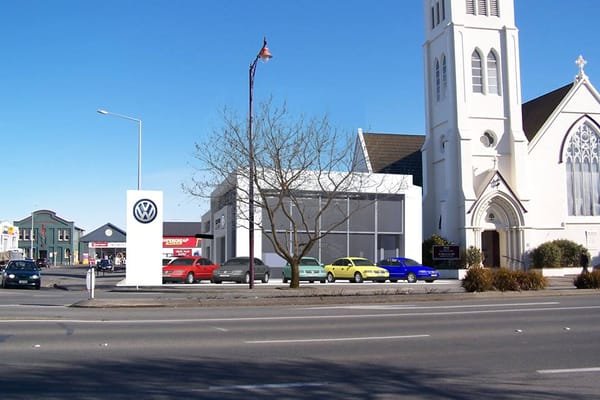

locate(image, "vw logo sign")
[[133, 199, 158, 224]]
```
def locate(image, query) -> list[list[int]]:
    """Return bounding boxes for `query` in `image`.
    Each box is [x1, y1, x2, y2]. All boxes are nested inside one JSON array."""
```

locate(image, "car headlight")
[[31, 274, 40, 279], [8, 273, 16, 279]]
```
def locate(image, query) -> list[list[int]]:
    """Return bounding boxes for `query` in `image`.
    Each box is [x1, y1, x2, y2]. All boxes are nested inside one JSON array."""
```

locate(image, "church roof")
[[361, 132, 425, 186], [522, 82, 573, 141]]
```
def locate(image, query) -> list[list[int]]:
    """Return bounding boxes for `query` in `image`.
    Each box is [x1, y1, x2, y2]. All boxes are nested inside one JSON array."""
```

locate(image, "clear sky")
[[1, 0, 599, 232]]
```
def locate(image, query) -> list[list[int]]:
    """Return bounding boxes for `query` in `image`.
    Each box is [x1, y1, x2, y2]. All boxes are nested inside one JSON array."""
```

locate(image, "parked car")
[[324, 257, 389, 283], [35, 258, 50, 268], [162, 256, 219, 284], [377, 257, 440, 283], [212, 257, 270, 284], [2, 259, 41, 289], [97, 259, 113, 273], [282, 257, 327, 283], [162, 257, 178, 266]]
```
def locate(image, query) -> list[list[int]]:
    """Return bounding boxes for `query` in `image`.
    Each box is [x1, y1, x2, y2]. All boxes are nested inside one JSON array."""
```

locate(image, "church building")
[[357, 0, 600, 269]]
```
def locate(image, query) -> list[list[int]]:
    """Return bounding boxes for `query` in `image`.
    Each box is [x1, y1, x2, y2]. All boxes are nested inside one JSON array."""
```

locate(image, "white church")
[[357, 0, 600, 269]]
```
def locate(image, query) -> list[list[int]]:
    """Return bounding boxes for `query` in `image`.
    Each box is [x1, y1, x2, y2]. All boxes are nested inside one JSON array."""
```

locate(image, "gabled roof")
[[522, 83, 573, 141], [80, 223, 126, 242], [361, 132, 425, 186]]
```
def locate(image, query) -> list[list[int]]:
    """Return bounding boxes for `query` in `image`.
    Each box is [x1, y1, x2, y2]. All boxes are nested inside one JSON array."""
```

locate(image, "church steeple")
[[421, 0, 529, 265]]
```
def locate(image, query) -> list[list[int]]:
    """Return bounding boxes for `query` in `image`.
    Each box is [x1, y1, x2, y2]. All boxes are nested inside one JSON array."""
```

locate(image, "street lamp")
[[97, 109, 143, 190], [248, 37, 272, 289]]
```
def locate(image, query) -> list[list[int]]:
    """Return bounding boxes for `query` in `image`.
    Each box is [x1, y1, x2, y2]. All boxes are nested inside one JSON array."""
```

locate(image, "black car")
[[2, 260, 41, 289], [212, 257, 271, 284], [36, 258, 50, 268]]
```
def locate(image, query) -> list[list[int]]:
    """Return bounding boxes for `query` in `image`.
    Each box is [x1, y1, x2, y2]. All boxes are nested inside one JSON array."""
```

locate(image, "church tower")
[[422, 0, 529, 268]]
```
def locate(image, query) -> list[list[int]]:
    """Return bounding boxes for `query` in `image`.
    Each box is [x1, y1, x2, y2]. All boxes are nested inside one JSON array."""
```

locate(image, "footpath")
[[39, 267, 596, 308]]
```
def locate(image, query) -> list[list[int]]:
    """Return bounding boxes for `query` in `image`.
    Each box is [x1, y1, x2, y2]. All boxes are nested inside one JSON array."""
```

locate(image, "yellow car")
[[324, 257, 389, 283]]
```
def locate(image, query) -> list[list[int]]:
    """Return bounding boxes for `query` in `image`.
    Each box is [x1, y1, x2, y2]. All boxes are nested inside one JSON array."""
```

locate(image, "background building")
[[14, 210, 85, 264]]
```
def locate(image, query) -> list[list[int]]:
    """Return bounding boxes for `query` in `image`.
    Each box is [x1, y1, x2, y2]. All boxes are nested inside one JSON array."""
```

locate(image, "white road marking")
[[538, 367, 600, 374], [246, 334, 430, 344]]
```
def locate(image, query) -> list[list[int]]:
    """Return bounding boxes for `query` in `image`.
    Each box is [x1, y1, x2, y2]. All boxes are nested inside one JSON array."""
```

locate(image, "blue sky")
[[1, 0, 599, 232]]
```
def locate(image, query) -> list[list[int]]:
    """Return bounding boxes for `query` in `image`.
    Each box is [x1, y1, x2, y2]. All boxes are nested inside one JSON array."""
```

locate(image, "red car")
[[162, 256, 219, 284]]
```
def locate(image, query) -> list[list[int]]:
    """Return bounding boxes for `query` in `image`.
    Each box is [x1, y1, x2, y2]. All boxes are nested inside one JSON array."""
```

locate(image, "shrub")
[[531, 242, 561, 268], [491, 268, 520, 292], [461, 246, 482, 269], [512, 270, 547, 291], [461, 266, 493, 292], [552, 239, 585, 267], [462, 268, 548, 292], [573, 270, 600, 289]]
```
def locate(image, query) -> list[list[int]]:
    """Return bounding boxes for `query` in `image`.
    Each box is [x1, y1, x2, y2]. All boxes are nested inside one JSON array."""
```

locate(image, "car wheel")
[[282, 276, 288, 283], [425, 280, 434, 283], [354, 272, 364, 283], [262, 272, 270, 283], [244, 272, 250, 284], [35, 284, 41, 290], [407, 272, 417, 283], [185, 272, 195, 284], [309, 280, 314, 283], [213, 280, 222, 284], [390, 279, 398, 283], [320, 280, 326, 283], [326, 272, 335, 283]]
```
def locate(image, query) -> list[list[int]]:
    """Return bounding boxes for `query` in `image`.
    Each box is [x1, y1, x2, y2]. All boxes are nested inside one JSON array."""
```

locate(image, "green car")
[[282, 257, 327, 283]]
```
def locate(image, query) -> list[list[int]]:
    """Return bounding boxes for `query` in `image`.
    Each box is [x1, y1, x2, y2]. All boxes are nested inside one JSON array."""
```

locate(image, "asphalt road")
[[0, 287, 599, 399]]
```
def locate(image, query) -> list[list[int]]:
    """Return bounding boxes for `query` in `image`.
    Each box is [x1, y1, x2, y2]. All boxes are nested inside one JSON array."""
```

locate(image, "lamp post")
[[248, 37, 272, 289], [97, 109, 143, 190]]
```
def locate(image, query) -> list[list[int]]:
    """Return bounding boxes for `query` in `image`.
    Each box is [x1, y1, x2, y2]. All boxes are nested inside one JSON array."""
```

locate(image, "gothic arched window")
[[565, 122, 600, 216], [487, 51, 499, 94], [442, 55, 448, 99], [471, 50, 483, 93]]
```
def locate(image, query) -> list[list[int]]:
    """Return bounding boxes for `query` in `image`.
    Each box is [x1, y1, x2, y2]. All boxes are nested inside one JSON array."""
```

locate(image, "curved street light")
[[97, 109, 143, 191], [248, 37, 272, 289]]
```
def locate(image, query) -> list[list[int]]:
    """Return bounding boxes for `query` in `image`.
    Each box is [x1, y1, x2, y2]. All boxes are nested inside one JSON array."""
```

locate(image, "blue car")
[[377, 257, 439, 283]]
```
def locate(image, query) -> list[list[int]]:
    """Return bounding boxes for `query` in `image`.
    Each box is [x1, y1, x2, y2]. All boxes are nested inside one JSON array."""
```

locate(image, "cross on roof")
[[575, 55, 587, 80]]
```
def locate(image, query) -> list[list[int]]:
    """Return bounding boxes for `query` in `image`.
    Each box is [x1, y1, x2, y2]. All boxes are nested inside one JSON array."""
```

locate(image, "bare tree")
[[187, 100, 407, 288]]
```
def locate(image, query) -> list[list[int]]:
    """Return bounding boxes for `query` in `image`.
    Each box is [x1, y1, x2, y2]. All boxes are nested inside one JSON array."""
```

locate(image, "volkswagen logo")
[[133, 199, 158, 224]]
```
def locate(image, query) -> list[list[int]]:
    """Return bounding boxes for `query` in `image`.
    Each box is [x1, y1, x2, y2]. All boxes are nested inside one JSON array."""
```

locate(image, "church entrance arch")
[[471, 193, 525, 269]]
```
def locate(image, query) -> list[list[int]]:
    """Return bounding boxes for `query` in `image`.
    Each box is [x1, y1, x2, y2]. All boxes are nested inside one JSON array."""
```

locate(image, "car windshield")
[[403, 258, 421, 266], [223, 258, 249, 266], [8, 261, 37, 270], [169, 258, 193, 266], [301, 258, 320, 266], [352, 259, 374, 266]]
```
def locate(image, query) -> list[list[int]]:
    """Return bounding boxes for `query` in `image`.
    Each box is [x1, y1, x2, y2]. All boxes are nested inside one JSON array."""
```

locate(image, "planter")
[[438, 269, 468, 280], [531, 267, 583, 277]]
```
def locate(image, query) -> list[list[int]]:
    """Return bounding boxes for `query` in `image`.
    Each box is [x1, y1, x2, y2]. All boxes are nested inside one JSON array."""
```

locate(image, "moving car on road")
[[282, 257, 327, 283], [163, 256, 220, 284], [212, 257, 270, 284], [324, 257, 388, 283], [377, 257, 440, 283], [2, 259, 41, 289]]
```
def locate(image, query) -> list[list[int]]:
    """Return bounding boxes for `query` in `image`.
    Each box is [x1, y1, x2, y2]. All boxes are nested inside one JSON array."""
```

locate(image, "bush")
[[531, 242, 561, 268], [552, 239, 585, 267], [462, 267, 548, 292], [461, 246, 482, 269], [461, 266, 493, 292], [573, 270, 600, 289], [492, 268, 520, 292]]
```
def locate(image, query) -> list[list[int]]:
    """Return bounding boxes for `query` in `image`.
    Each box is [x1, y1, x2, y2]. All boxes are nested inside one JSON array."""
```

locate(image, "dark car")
[[97, 259, 113, 273], [2, 259, 41, 289], [212, 257, 270, 284], [377, 257, 440, 283], [36, 258, 50, 268]]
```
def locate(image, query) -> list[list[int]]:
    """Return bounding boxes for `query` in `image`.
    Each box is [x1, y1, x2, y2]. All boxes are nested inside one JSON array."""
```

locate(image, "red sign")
[[173, 248, 192, 257], [162, 236, 201, 248]]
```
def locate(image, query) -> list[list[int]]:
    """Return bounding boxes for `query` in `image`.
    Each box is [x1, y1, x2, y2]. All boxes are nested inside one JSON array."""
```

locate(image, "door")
[[481, 230, 500, 267]]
